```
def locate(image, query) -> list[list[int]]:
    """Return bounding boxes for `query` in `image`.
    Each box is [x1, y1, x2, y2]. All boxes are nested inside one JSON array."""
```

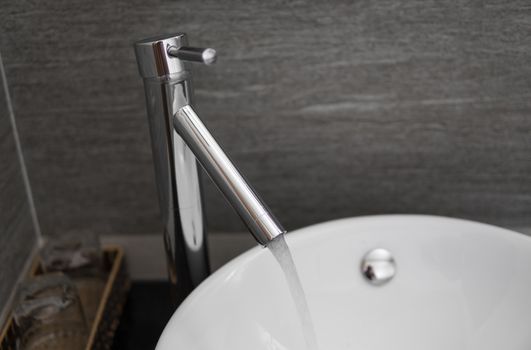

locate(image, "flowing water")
[[268, 235, 319, 350]]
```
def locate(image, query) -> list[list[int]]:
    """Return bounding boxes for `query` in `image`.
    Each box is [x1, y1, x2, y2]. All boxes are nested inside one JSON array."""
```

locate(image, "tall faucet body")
[[134, 33, 285, 302], [135, 34, 209, 302]]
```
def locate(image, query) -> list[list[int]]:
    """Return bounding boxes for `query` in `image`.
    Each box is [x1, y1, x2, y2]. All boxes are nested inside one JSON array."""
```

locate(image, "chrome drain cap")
[[361, 248, 396, 286]]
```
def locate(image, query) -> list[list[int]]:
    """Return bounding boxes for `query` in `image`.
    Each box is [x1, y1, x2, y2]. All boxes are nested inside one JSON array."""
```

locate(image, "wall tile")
[[0, 0, 530, 236], [0, 54, 36, 319]]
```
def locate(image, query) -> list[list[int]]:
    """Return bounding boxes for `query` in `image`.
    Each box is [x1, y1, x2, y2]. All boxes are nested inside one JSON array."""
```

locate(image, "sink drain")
[[361, 248, 396, 286]]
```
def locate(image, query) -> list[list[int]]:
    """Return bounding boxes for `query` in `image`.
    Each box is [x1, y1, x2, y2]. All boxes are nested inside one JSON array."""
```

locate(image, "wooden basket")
[[0, 245, 130, 350]]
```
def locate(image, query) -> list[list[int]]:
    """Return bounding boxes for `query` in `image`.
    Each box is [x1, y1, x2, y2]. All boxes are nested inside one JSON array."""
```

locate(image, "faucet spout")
[[175, 105, 286, 245]]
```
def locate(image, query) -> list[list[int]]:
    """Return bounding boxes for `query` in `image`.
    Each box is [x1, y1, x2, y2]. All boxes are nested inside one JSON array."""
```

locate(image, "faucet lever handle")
[[167, 46, 217, 65]]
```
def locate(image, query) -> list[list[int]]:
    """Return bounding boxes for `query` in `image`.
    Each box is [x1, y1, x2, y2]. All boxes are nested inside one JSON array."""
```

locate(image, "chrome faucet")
[[134, 33, 286, 302]]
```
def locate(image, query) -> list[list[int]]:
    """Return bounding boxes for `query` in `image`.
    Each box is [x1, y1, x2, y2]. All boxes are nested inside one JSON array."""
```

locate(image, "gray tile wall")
[[0, 53, 37, 321], [1, 0, 530, 237]]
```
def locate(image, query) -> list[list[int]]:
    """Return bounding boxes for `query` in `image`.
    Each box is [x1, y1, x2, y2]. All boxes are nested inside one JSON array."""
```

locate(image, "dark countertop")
[[112, 282, 174, 350]]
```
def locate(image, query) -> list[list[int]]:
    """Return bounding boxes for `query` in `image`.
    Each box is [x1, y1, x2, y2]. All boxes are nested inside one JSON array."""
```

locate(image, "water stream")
[[268, 235, 319, 350]]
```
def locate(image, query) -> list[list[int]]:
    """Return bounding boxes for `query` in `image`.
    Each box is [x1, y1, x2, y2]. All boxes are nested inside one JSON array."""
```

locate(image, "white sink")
[[155, 215, 531, 350]]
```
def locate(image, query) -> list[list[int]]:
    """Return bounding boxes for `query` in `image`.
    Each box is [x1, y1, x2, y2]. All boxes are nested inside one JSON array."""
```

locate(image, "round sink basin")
[[156, 215, 531, 350]]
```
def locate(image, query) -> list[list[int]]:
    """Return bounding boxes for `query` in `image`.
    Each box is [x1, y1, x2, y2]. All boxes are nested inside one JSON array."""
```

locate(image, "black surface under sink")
[[112, 282, 174, 350]]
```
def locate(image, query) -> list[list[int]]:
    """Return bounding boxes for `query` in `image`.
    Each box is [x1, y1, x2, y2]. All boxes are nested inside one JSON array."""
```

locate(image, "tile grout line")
[[0, 51, 42, 243]]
